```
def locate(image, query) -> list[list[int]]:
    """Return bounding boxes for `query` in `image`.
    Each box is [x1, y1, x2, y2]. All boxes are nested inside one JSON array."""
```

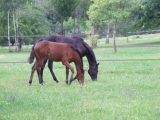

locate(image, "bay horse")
[[28, 35, 99, 83], [28, 41, 84, 85]]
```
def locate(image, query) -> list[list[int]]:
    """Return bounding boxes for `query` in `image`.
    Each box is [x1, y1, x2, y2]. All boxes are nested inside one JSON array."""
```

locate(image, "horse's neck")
[[86, 54, 97, 68], [74, 55, 84, 74], [81, 41, 97, 68]]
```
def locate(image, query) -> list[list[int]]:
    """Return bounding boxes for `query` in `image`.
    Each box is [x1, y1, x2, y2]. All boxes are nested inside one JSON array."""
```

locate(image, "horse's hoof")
[[40, 81, 45, 85], [65, 81, 68, 84], [29, 81, 32, 85]]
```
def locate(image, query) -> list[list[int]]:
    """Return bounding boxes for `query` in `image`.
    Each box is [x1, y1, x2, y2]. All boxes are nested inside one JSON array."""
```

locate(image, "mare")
[[28, 41, 84, 85], [28, 35, 99, 83]]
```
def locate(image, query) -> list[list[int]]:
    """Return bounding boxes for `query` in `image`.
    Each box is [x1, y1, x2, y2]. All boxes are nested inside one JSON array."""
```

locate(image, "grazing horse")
[[28, 35, 99, 83], [28, 41, 84, 85]]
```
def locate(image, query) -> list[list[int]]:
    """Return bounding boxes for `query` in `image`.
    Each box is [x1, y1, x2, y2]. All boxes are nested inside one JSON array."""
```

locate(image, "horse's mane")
[[72, 37, 97, 64], [77, 37, 97, 64]]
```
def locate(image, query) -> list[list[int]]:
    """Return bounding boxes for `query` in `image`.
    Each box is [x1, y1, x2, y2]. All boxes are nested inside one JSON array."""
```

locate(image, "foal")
[[28, 41, 84, 85]]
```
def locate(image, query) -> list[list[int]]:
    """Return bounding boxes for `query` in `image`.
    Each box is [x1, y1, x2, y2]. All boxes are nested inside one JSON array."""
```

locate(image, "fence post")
[[113, 20, 117, 52], [8, 11, 11, 51], [127, 33, 128, 42]]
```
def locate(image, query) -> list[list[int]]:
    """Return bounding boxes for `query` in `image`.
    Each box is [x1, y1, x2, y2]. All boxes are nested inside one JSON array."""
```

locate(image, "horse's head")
[[77, 72, 84, 85], [88, 63, 99, 81]]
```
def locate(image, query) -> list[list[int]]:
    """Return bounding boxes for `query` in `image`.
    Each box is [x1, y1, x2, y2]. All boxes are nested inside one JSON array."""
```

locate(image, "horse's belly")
[[48, 55, 62, 62], [48, 56, 62, 62]]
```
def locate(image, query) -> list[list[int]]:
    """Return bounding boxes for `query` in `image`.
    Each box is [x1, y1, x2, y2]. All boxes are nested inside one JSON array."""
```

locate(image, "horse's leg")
[[62, 61, 74, 85], [65, 66, 69, 84], [41, 59, 47, 83], [37, 60, 44, 84], [69, 77, 76, 85], [48, 60, 59, 83], [29, 62, 37, 85]]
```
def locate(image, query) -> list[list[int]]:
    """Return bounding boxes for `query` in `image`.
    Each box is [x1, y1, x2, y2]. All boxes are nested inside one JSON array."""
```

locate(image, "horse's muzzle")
[[92, 78, 97, 81]]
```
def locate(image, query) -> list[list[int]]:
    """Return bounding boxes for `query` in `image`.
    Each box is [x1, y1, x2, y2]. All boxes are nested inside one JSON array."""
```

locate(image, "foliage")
[[51, 0, 78, 21], [0, 0, 160, 46], [131, 0, 160, 30], [87, 0, 132, 26], [0, 1, 53, 46], [87, 0, 133, 51], [51, 0, 79, 34]]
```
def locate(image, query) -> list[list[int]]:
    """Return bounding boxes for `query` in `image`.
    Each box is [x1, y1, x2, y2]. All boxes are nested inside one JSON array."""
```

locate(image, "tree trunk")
[[94, 25, 99, 47], [113, 19, 117, 52], [77, 19, 81, 33], [106, 23, 110, 43], [73, 17, 76, 33], [77, 14, 81, 34], [94, 25, 99, 34], [18, 38, 22, 51], [8, 11, 11, 51], [89, 31, 92, 47], [60, 20, 64, 35], [16, 10, 21, 51], [13, 9, 18, 51]]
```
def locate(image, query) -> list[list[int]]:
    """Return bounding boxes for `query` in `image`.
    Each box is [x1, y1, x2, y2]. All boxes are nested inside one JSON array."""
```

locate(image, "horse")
[[28, 41, 84, 85], [28, 35, 99, 83]]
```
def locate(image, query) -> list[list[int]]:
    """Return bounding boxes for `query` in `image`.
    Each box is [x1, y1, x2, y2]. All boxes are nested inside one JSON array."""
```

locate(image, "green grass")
[[97, 33, 160, 47], [0, 34, 160, 120]]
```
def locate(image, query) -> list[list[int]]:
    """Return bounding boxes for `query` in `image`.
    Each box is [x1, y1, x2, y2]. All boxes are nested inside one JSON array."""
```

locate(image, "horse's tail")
[[28, 46, 35, 64], [28, 39, 43, 64]]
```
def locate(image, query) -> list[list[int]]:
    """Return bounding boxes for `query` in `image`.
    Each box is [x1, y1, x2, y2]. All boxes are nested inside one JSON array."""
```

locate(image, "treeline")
[[0, 0, 160, 48]]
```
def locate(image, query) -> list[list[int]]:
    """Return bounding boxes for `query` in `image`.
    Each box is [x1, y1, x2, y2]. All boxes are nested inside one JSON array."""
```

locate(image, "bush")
[[84, 31, 99, 47]]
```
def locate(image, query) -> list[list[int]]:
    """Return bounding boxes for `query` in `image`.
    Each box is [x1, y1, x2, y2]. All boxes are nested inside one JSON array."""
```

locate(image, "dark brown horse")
[[28, 35, 99, 83], [28, 41, 84, 85]]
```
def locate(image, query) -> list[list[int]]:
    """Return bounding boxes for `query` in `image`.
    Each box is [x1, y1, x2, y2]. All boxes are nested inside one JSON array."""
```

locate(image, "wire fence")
[[0, 31, 160, 63], [1, 59, 160, 64]]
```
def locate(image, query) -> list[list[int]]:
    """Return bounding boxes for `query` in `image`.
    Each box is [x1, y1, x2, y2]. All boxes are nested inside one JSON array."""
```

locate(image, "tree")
[[72, 0, 91, 33], [51, 0, 78, 35], [87, 0, 134, 52], [0, 0, 34, 50], [0, 0, 53, 47], [18, 2, 53, 43], [131, 0, 160, 30]]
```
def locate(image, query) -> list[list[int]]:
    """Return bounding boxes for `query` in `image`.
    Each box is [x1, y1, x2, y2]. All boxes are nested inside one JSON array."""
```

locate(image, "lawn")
[[0, 34, 160, 120]]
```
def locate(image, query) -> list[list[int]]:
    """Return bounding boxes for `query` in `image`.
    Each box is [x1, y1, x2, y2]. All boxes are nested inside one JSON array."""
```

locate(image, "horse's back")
[[42, 35, 88, 56]]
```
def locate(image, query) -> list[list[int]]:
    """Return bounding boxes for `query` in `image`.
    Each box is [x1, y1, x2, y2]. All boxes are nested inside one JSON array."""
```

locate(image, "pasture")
[[0, 34, 160, 120]]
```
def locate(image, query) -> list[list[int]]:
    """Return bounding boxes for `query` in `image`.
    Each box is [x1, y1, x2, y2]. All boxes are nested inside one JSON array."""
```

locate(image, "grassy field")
[[0, 34, 160, 120]]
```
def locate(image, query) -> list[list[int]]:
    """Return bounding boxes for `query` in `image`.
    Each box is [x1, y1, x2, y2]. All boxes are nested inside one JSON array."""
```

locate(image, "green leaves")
[[51, 0, 78, 21], [131, 0, 160, 30], [87, 0, 131, 26]]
